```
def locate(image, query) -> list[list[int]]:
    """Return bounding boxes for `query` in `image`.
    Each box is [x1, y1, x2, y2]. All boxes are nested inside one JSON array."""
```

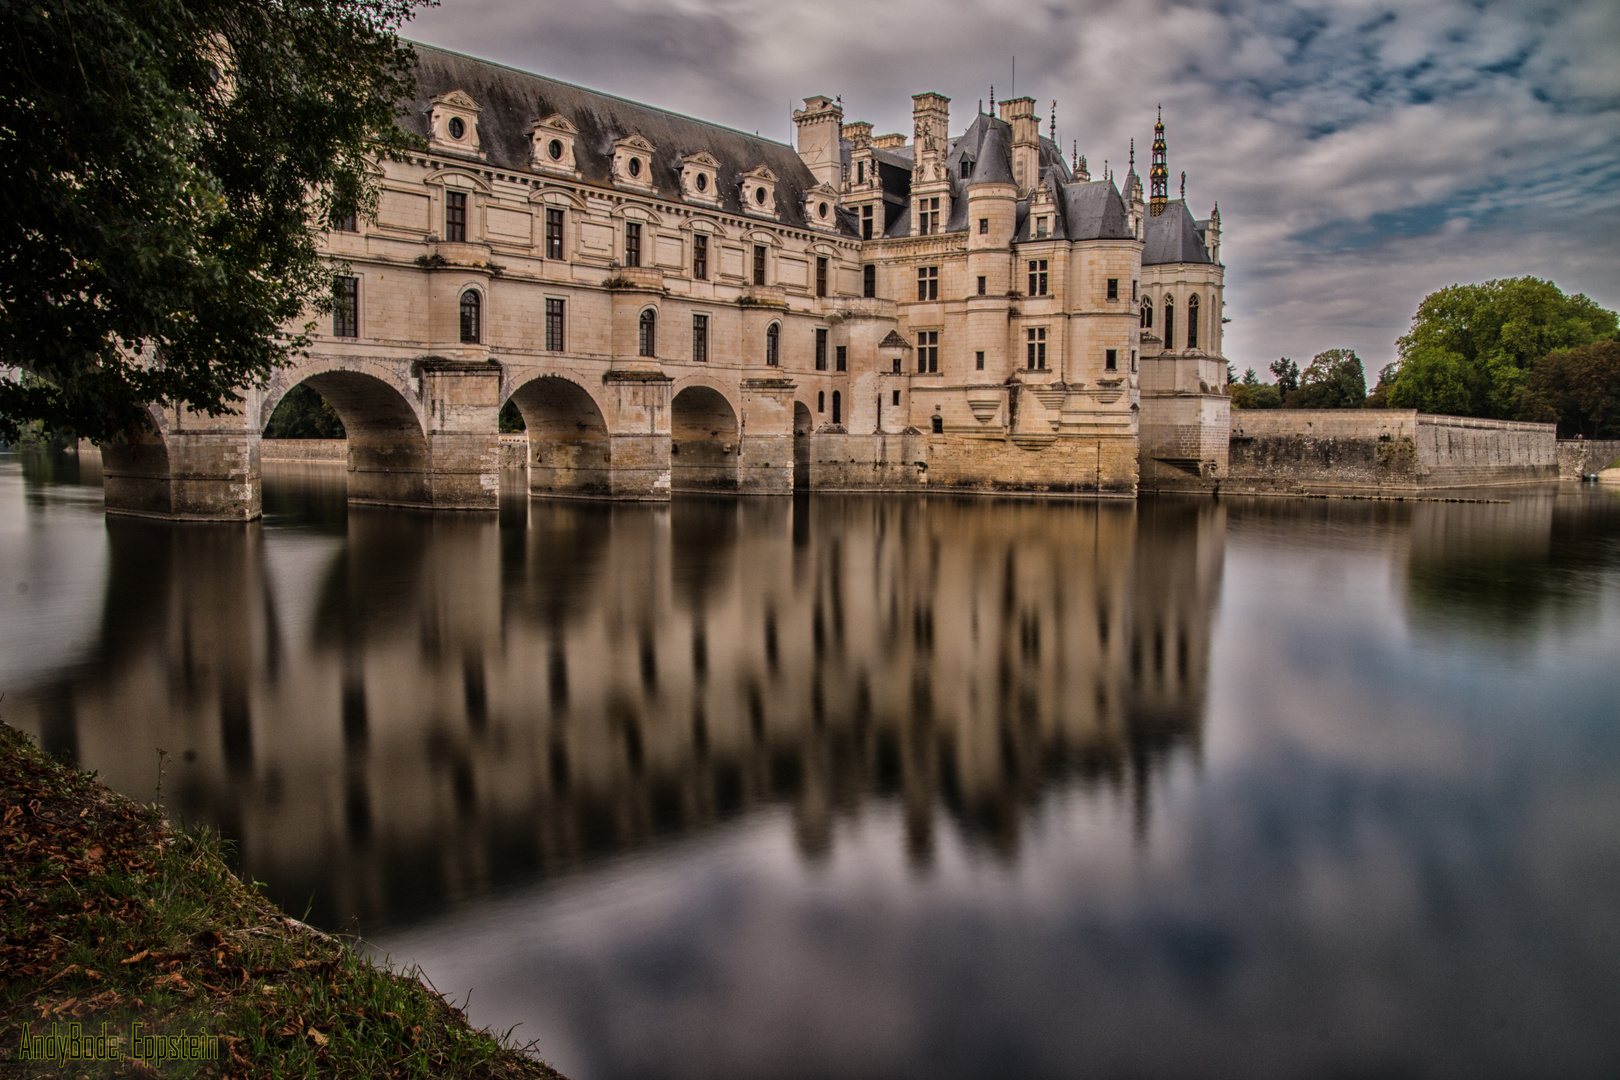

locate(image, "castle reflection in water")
[[17, 466, 1224, 932]]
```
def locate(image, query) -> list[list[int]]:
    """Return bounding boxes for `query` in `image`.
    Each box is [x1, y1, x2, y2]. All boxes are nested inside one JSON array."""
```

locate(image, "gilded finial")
[[1149, 106, 1168, 216]]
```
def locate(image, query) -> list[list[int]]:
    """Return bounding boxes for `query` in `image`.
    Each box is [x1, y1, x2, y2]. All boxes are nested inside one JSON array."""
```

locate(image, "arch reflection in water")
[[9, 474, 1222, 933]]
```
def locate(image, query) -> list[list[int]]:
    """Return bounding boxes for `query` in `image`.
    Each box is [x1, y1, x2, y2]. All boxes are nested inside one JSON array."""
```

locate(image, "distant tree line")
[[1232, 277, 1620, 438]]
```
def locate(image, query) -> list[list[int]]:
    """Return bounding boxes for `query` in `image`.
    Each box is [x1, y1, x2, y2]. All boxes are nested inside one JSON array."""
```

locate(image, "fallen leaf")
[[121, 950, 150, 965], [308, 1028, 328, 1046]]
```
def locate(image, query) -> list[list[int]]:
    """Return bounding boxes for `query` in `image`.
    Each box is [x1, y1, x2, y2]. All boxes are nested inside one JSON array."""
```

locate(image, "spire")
[[1072, 140, 1077, 170], [1050, 100, 1057, 142], [1149, 105, 1168, 216], [1180, 170, 1186, 201], [989, 85, 995, 111], [1077, 154, 1089, 182], [1129, 138, 1135, 169]]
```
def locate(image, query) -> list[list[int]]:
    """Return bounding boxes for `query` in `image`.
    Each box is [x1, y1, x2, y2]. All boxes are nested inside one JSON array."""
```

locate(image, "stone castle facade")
[[100, 44, 1231, 518]]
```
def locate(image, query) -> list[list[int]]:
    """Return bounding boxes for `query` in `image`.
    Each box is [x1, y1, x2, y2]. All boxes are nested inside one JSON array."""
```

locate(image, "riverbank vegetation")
[[0, 721, 564, 1078]]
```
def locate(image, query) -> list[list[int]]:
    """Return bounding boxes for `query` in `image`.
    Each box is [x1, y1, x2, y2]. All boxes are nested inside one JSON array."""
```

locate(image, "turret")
[[999, 96, 1040, 196], [911, 93, 952, 235]]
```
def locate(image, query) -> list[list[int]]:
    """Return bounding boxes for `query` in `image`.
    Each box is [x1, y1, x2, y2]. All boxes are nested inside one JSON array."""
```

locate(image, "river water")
[[3, 450, 1619, 1079]]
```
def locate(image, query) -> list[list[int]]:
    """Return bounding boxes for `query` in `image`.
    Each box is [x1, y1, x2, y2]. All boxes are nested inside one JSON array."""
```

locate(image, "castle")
[[100, 43, 1230, 517]]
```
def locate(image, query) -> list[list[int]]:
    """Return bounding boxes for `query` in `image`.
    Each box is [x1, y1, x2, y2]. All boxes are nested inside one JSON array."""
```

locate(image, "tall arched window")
[[766, 322, 780, 366], [1187, 295, 1200, 350], [638, 308, 656, 357], [459, 290, 481, 344], [1141, 298, 1153, 329], [818, 391, 825, 413], [1163, 297, 1175, 352], [831, 390, 842, 425]]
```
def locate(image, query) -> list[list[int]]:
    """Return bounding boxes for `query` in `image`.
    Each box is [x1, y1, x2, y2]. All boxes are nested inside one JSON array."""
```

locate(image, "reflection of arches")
[[671, 385, 739, 492], [509, 375, 611, 497], [793, 401, 813, 490], [261, 368, 429, 506]]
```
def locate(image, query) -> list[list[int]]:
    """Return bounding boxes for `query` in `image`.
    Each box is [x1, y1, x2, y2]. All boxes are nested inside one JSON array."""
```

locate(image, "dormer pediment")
[[611, 133, 656, 190], [428, 90, 484, 157], [527, 113, 580, 175]]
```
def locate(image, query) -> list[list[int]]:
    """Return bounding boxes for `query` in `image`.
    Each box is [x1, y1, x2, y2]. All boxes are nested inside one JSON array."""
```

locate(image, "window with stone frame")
[[863, 264, 876, 298], [1107, 278, 1119, 301], [1188, 295, 1200, 349], [1163, 298, 1175, 348], [1035, 216, 1048, 239], [892, 389, 901, 406], [459, 289, 480, 344], [815, 328, 828, 370], [975, 351, 985, 370], [1026, 327, 1047, 370], [917, 331, 939, 374], [638, 308, 656, 357], [693, 234, 708, 280], [917, 265, 939, 301], [977, 276, 986, 296], [1141, 298, 1153, 329], [753, 245, 767, 286], [333, 276, 358, 338], [625, 222, 642, 268], [815, 257, 828, 297], [862, 205, 874, 240], [545, 298, 565, 352], [1028, 260, 1048, 296], [836, 345, 847, 371], [445, 191, 467, 242], [979, 217, 989, 234], [818, 391, 825, 413], [692, 314, 708, 363], [919, 196, 941, 234], [545, 208, 564, 259], [1106, 348, 1118, 371], [330, 210, 357, 233], [766, 322, 780, 366]]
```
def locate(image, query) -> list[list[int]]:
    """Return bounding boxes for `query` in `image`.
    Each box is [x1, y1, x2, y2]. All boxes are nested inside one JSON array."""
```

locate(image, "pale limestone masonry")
[[101, 43, 1232, 519], [1226, 410, 1557, 493]]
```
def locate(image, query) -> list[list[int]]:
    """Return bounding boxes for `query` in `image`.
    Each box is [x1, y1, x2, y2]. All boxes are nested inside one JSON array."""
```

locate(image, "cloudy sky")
[[406, 0, 1620, 378]]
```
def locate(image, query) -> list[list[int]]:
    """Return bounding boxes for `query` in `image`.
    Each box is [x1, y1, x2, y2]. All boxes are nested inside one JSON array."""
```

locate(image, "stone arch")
[[100, 405, 174, 519], [507, 375, 612, 498], [671, 384, 740, 492], [259, 361, 429, 506], [793, 400, 814, 491]]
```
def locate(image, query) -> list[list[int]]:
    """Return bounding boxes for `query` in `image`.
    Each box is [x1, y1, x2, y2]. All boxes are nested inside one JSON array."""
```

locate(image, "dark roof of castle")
[[404, 42, 842, 232], [1142, 199, 1213, 264]]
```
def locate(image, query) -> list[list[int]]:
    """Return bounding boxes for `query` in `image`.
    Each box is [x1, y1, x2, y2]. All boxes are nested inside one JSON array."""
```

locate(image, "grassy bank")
[[0, 721, 566, 1078]]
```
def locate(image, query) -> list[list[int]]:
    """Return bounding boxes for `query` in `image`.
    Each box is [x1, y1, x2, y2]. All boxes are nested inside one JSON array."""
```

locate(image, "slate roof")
[[404, 43, 844, 233], [1142, 199, 1213, 265]]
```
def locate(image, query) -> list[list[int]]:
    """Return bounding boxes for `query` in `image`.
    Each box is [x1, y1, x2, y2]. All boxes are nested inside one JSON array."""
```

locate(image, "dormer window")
[[740, 166, 779, 218], [697, 174, 708, 192], [1036, 216, 1049, 239], [678, 151, 721, 205], [629, 157, 642, 178], [612, 134, 656, 190], [804, 184, 840, 233], [428, 90, 483, 156], [528, 114, 579, 175]]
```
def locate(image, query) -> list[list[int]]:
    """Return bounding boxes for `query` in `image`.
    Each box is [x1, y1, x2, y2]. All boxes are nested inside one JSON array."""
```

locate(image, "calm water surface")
[[3, 449, 1619, 1079]]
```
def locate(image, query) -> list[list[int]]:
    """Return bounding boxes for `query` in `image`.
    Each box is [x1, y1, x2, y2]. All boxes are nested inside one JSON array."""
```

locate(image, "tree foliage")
[[1269, 358, 1299, 397], [0, 0, 427, 444], [1518, 341, 1620, 439], [263, 383, 345, 438], [1229, 368, 1281, 409], [1288, 348, 1366, 408], [1386, 277, 1618, 419]]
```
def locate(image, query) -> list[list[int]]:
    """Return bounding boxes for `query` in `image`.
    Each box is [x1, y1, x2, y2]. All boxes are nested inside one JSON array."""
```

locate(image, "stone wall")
[[262, 439, 347, 461], [805, 430, 1138, 495], [1227, 410, 1556, 493], [1556, 439, 1620, 480]]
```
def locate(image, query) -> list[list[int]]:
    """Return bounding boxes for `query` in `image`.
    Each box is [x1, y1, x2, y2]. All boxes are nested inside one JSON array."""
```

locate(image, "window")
[[331, 210, 357, 233], [692, 314, 708, 363], [816, 256, 828, 298], [918, 196, 940, 234], [815, 328, 828, 370], [857, 162, 865, 185], [548, 138, 564, 161], [917, 266, 939, 301], [975, 350, 985, 370], [892, 356, 902, 374], [333, 276, 358, 337], [961, 159, 973, 180], [696, 172, 708, 192], [836, 345, 847, 372], [1132, 279, 1138, 302], [1187, 295, 1200, 349], [977, 276, 986, 296], [917, 331, 939, 374], [625, 222, 642, 268], [459, 289, 480, 344], [1106, 348, 1117, 371], [832, 390, 841, 424], [445, 191, 467, 242], [818, 391, 825, 413], [693, 234, 708, 280], [863, 265, 876, 298], [753, 245, 766, 286], [448, 117, 465, 140], [1141, 299, 1153, 329], [862, 205, 874, 240], [931, 415, 943, 434], [638, 308, 656, 357], [545, 298, 565, 352], [979, 217, 989, 234], [628, 156, 642, 178], [1131, 349, 1138, 373], [1163, 298, 1175, 349], [545, 208, 564, 260], [1028, 259, 1048, 296], [766, 322, 780, 366], [892, 389, 901, 406], [1026, 327, 1047, 370], [1107, 278, 1119, 301], [1035, 216, 1048, 239]]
